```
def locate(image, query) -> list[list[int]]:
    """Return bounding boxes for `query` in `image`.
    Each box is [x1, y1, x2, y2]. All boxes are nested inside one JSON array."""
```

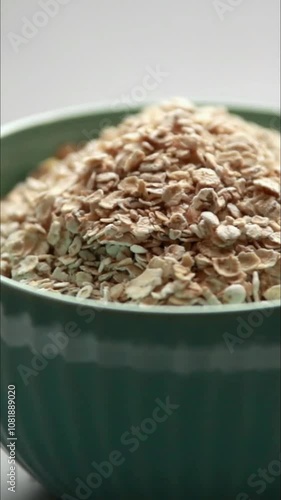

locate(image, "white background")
[[0, 0, 280, 499], [1, 0, 280, 126]]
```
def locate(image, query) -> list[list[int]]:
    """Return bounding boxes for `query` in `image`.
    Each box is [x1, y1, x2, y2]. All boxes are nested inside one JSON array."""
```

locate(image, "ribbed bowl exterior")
[[1, 106, 280, 499], [1, 281, 280, 499]]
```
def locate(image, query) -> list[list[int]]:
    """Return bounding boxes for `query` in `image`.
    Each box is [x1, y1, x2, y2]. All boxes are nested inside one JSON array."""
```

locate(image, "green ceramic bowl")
[[1, 105, 280, 500]]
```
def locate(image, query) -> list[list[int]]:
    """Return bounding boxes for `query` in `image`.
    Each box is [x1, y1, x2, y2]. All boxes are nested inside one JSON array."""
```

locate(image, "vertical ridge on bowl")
[[0, 352, 62, 498], [31, 371, 71, 495]]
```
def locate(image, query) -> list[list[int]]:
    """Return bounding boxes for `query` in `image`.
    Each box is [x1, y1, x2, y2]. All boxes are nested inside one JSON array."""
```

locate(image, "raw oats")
[[238, 252, 261, 271], [213, 256, 241, 277], [264, 285, 281, 301], [126, 268, 163, 300], [75, 272, 93, 287], [222, 284, 247, 304], [216, 225, 241, 243], [12, 255, 39, 278], [253, 178, 280, 197], [1, 99, 280, 305], [252, 271, 261, 302], [76, 284, 94, 299]]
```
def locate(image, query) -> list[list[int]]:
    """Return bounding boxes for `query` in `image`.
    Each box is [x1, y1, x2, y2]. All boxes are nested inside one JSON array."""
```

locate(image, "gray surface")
[[1, 448, 54, 499], [0, 0, 279, 498]]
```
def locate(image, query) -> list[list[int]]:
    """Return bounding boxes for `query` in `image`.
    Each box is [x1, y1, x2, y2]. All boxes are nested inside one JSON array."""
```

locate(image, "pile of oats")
[[1, 99, 280, 305]]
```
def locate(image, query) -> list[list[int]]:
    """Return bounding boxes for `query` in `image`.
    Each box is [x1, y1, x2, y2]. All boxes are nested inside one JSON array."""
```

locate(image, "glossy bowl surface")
[[1, 105, 280, 499]]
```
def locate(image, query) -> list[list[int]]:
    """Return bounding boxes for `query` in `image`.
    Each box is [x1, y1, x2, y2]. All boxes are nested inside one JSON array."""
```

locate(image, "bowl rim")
[[1, 275, 280, 315], [1, 100, 280, 137], [1, 103, 280, 315]]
